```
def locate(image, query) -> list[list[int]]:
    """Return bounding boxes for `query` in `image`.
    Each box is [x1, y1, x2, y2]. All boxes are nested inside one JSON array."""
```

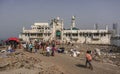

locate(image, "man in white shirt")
[[46, 46, 51, 56]]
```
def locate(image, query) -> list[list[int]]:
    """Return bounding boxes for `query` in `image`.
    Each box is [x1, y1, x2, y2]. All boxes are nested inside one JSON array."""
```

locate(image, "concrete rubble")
[[0, 51, 64, 74], [58, 44, 120, 67], [0, 44, 120, 74]]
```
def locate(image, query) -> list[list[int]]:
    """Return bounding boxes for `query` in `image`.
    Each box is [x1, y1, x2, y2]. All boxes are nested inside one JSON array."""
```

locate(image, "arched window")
[[56, 30, 61, 39]]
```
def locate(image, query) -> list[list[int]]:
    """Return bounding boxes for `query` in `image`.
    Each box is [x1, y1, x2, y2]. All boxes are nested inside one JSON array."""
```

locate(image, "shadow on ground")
[[75, 64, 86, 68]]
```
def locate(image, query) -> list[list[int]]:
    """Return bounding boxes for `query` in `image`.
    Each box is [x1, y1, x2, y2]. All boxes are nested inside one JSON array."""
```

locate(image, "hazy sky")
[[0, 0, 120, 39]]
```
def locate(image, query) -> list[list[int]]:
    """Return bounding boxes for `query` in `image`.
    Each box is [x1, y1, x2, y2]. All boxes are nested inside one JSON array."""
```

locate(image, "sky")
[[0, 0, 120, 39]]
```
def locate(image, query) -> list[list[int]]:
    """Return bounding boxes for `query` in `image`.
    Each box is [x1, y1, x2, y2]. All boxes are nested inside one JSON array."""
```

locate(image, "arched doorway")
[[56, 30, 61, 39]]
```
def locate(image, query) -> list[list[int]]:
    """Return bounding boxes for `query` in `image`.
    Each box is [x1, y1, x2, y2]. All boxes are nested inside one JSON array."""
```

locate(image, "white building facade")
[[19, 16, 112, 44]]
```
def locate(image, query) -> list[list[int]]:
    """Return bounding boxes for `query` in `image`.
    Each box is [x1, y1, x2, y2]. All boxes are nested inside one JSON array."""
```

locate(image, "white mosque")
[[19, 16, 113, 44]]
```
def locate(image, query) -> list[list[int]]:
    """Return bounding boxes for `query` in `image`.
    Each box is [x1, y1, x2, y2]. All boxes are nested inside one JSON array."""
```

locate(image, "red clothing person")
[[86, 53, 92, 61], [51, 45, 56, 56], [85, 50, 93, 70]]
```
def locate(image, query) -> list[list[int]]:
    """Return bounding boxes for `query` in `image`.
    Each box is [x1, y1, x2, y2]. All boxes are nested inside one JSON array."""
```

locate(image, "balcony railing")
[[92, 36, 100, 40]]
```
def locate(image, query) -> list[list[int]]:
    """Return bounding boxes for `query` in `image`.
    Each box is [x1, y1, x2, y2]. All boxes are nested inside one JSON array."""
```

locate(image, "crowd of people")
[[22, 40, 57, 57], [1, 39, 106, 71]]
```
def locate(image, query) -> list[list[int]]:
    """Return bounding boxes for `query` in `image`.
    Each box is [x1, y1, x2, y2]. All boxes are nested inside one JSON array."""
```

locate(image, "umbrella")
[[8, 37, 19, 43]]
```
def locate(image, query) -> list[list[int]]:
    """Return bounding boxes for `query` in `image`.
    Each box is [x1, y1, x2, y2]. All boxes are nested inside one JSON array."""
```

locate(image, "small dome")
[[72, 27, 79, 30]]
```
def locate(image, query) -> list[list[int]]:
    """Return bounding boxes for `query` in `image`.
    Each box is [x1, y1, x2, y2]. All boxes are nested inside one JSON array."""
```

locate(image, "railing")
[[92, 36, 100, 40], [71, 36, 78, 39], [29, 36, 43, 38]]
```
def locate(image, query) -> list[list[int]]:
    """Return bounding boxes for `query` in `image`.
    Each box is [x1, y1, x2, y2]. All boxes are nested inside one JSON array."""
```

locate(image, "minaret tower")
[[105, 24, 108, 30], [23, 26, 25, 31], [71, 16, 75, 28]]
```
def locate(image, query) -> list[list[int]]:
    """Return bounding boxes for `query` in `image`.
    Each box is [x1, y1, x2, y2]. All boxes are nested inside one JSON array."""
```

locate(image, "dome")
[[72, 27, 79, 30]]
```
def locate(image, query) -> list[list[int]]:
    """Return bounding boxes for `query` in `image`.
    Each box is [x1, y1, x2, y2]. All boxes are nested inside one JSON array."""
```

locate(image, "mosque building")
[[19, 16, 112, 44]]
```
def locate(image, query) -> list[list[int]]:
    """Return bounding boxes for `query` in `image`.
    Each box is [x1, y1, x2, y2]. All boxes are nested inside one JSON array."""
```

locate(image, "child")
[[85, 50, 93, 70]]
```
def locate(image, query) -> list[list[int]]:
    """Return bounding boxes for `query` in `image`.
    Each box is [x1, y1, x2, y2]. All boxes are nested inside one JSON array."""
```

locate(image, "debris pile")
[[0, 51, 64, 74], [101, 50, 120, 67], [58, 44, 120, 67]]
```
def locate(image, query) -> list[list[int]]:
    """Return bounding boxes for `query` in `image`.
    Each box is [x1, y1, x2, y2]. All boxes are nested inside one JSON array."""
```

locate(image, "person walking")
[[34, 41, 39, 53], [29, 42, 33, 53], [85, 50, 93, 70], [51, 45, 56, 56], [46, 45, 51, 57]]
